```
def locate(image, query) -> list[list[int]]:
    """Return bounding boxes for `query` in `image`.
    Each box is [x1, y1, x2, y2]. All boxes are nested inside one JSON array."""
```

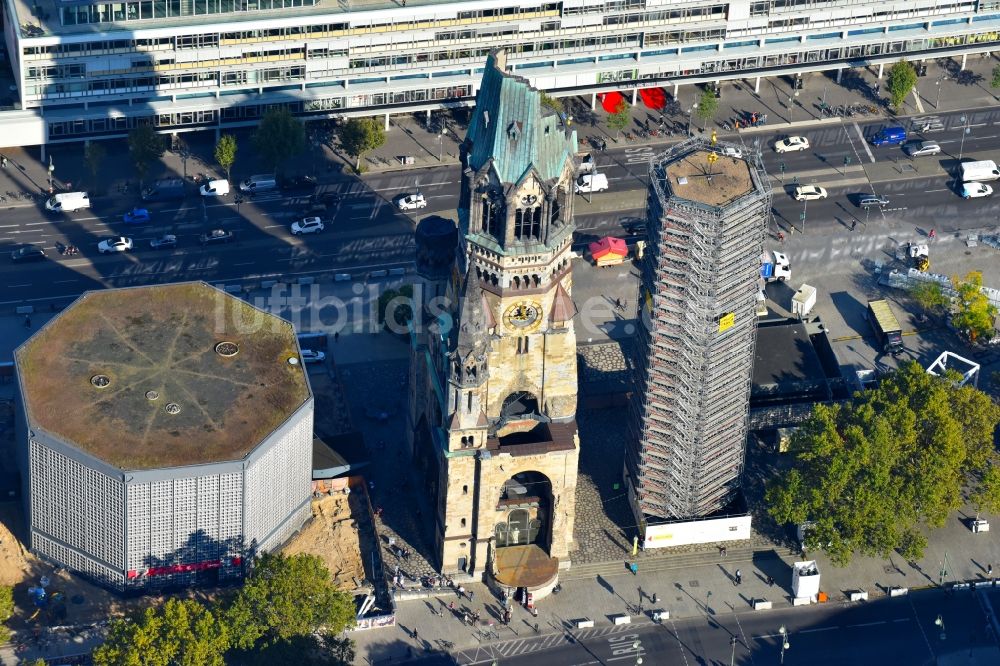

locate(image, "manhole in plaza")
[[90, 374, 111, 388], [688, 580, 700, 588], [883, 565, 895, 574]]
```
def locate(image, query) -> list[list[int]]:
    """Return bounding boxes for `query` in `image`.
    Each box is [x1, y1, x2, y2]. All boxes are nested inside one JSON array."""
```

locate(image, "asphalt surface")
[[3, 107, 1000, 305], [441, 588, 995, 666]]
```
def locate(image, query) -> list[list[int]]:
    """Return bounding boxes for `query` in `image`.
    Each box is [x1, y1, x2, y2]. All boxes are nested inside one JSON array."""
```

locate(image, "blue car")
[[123, 208, 151, 224]]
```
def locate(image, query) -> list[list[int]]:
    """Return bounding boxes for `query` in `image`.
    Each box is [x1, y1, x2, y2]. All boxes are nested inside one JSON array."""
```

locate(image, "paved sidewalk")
[[353, 488, 1000, 664]]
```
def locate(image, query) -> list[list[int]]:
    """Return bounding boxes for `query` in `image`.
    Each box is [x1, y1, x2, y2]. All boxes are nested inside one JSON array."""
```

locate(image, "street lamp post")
[[778, 625, 790, 664], [47, 155, 55, 193], [958, 115, 972, 163], [935, 80, 942, 110], [730, 636, 737, 666], [935, 614, 947, 641], [438, 128, 447, 162], [689, 104, 698, 135]]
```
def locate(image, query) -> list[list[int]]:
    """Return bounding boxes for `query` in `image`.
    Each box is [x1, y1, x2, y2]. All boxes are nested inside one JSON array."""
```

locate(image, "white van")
[[45, 191, 90, 212], [959, 160, 1000, 182], [575, 173, 609, 194], [199, 179, 230, 196], [239, 174, 277, 193]]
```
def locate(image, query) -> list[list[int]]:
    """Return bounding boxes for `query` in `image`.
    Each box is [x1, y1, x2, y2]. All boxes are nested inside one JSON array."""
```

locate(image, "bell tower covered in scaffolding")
[[627, 138, 770, 526]]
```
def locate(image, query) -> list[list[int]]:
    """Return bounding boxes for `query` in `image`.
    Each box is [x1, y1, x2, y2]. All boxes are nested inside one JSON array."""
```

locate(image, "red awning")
[[588, 236, 629, 260], [639, 87, 666, 110], [599, 91, 626, 113]]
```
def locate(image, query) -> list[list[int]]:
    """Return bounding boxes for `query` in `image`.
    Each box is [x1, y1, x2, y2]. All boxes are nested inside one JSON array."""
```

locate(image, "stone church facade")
[[408, 50, 581, 578]]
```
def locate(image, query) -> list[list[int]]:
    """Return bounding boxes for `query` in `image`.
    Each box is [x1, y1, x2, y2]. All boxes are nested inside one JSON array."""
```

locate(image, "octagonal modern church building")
[[14, 283, 314, 591]]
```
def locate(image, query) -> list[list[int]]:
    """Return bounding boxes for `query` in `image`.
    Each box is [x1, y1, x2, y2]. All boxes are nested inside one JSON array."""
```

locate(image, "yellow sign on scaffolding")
[[718, 312, 736, 332], [710, 129, 718, 145]]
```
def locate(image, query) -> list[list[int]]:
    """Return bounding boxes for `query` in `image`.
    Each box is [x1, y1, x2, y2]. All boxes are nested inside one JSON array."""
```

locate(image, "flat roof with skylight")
[[15, 282, 310, 471]]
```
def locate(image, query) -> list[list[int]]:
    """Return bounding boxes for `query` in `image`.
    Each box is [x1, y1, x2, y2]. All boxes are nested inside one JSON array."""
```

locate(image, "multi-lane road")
[[4, 106, 1000, 304], [443, 588, 999, 666]]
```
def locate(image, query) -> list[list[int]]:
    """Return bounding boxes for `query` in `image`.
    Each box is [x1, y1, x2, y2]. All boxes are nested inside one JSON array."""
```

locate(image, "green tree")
[[336, 118, 386, 173], [0, 585, 13, 643], [695, 88, 719, 130], [540, 92, 564, 115], [83, 142, 106, 192], [992, 65, 1000, 89], [127, 125, 165, 187], [766, 361, 1000, 566], [886, 60, 918, 111], [224, 553, 355, 653], [253, 108, 306, 173], [908, 280, 950, 316], [952, 271, 998, 342], [605, 99, 631, 139], [972, 464, 1000, 519], [92, 598, 229, 666], [377, 284, 414, 330], [214, 134, 238, 182]]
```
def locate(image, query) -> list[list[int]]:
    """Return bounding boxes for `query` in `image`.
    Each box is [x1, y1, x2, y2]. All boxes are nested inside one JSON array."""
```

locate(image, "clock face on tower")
[[504, 301, 543, 332]]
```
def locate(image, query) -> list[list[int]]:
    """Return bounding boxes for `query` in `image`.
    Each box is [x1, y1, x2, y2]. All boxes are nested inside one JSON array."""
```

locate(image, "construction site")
[[626, 138, 771, 541]]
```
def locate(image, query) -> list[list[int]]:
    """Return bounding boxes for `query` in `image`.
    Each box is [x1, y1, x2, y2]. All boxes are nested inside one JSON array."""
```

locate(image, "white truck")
[[760, 250, 791, 282], [959, 159, 1000, 182]]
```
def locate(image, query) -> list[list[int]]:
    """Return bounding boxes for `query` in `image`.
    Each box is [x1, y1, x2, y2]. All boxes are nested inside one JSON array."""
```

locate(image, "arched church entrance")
[[494, 471, 552, 552]]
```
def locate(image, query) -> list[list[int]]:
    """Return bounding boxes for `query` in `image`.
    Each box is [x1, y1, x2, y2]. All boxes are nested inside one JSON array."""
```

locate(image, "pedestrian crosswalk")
[[453, 622, 638, 664]]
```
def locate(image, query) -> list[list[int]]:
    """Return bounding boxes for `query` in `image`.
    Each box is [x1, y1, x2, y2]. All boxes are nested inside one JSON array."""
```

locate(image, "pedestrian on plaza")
[[720, 545, 727, 558], [751, 112, 758, 126], [449, 601, 455, 612], [989, 564, 994, 578], [24, 315, 31, 328], [601, 138, 607, 152], [458, 584, 466, 599], [652, 592, 658, 604], [777, 232, 785, 244], [412, 628, 418, 641], [469, 590, 475, 603], [766, 575, 774, 587], [531, 606, 539, 617], [928, 228, 936, 240], [334, 331, 340, 342], [630, 562, 639, 576], [735, 569, 742, 586], [850, 220, 857, 231]]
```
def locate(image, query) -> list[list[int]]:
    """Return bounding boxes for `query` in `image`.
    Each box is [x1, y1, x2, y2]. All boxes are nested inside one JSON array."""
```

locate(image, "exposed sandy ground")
[[282, 491, 366, 590]]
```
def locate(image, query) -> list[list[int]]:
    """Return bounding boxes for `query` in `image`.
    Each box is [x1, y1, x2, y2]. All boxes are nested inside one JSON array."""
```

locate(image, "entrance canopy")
[[599, 91, 625, 113], [639, 87, 667, 110]]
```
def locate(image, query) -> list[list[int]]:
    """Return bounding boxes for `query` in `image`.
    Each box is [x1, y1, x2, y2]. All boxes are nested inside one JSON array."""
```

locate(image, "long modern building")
[[2, 0, 1000, 147], [14, 282, 314, 591], [626, 138, 769, 523]]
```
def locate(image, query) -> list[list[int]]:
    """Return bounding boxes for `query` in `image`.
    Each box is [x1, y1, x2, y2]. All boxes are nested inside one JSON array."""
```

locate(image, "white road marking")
[[800, 626, 837, 634], [53, 279, 78, 284], [847, 621, 887, 628], [925, 188, 949, 193], [9, 283, 32, 287], [854, 122, 877, 163]]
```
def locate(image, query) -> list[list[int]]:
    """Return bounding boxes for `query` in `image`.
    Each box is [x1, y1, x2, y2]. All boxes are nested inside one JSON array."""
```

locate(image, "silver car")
[[905, 141, 941, 157]]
